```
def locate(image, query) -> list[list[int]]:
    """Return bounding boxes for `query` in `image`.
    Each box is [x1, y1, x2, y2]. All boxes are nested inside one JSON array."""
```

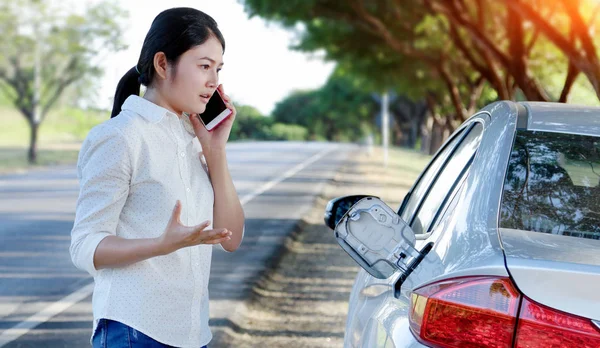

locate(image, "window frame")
[[398, 115, 487, 238]]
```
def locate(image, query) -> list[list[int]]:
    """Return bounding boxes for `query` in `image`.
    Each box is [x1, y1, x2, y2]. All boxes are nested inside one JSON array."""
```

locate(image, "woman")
[[70, 7, 244, 348]]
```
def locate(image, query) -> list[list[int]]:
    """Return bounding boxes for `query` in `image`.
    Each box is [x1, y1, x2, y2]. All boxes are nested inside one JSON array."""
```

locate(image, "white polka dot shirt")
[[70, 95, 215, 347]]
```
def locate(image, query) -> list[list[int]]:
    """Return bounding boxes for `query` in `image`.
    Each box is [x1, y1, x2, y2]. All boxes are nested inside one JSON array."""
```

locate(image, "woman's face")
[[164, 36, 224, 116]]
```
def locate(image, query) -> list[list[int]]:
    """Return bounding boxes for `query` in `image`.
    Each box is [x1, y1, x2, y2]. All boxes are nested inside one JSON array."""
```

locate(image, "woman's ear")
[[153, 52, 168, 80]]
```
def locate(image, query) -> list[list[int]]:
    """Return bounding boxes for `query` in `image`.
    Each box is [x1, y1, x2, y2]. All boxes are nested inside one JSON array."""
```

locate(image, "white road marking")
[[240, 146, 337, 206], [0, 283, 94, 346]]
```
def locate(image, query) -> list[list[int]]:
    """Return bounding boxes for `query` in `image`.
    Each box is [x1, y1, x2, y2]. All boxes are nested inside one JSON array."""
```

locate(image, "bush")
[[270, 123, 308, 141], [230, 105, 274, 141]]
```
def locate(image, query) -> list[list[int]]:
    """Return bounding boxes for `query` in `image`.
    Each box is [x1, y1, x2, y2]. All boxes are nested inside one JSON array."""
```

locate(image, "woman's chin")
[[193, 105, 207, 115]]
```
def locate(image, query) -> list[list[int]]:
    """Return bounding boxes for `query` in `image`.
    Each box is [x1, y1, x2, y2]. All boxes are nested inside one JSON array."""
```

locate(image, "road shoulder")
[[209, 147, 429, 347]]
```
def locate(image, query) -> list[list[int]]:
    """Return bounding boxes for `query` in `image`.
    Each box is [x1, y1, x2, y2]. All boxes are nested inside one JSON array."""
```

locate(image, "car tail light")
[[409, 276, 600, 348], [409, 277, 520, 348], [515, 297, 600, 347]]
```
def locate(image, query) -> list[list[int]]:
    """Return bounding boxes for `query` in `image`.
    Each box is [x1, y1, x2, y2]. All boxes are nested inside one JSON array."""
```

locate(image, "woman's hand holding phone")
[[156, 200, 232, 255], [189, 84, 237, 154]]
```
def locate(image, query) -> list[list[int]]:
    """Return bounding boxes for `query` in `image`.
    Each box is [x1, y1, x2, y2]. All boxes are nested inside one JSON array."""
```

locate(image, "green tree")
[[230, 104, 274, 140], [0, 0, 127, 163], [241, 0, 600, 152], [272, 71, 378, 142], [241, 0, 495, 151]]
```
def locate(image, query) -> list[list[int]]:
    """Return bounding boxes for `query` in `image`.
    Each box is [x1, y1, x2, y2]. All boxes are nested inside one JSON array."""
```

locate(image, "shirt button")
[[186, 187, 191, 192], [180, 152, 186, 158]]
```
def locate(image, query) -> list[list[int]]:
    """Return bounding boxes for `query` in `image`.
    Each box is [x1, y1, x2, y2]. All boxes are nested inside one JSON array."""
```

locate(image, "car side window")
[[430, 173, 468, 232], [399, 128, 466, 223], [411, 122, 484, 235]]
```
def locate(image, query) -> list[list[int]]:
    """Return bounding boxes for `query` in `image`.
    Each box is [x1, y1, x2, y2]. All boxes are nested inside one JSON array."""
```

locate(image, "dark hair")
[[111, 7, 225, 118]]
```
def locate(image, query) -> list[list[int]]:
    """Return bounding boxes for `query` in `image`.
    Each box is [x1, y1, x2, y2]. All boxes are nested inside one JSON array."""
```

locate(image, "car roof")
[[519, 102, 600, 137]]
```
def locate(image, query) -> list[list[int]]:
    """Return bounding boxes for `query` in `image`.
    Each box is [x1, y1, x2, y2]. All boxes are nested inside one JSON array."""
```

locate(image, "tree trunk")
[[28, 122, 39, 164], [439, 66, 467, 122], [421, 111, 433, 155], [410, 117, 419, 149], [429, 118, 445, 155]]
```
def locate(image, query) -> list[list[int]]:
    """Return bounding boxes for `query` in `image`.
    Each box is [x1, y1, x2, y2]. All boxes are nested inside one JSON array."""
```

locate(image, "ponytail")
[[110, 67, 142, 118]]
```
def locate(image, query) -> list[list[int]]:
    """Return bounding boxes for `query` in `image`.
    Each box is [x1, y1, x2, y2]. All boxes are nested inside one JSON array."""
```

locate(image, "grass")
[[342, 146, 432, 208], [0, 106, 107, 146], [0, 105, 107, 173], [0, 148, 81, 174]]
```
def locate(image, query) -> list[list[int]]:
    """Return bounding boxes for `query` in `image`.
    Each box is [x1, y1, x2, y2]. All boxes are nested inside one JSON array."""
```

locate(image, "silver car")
[[325, 101, 600, 347]]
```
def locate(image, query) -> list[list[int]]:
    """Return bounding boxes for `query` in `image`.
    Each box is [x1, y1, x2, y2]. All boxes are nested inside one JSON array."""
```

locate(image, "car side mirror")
[[324, 195, 377, 230], [333, 197, 422, 279]]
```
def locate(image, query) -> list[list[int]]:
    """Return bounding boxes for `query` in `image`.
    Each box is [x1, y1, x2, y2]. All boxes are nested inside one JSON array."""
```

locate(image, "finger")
[[218, 84, 224, 95], [169, 200, 182, 225], [223, 102, 236, 117], [189, 113, 202, 127], [201, 236, 232, 245], [191, 115, 209, 138], [191, 220, 211, 233], [192, 228, 231, 241]]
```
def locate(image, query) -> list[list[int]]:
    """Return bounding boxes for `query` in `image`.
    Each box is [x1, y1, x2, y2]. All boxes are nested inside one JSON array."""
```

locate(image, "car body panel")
[[500, 228, 600, 266], [523, 102, 600, 137], [505, 255, 600, 321], [500, 217, 600, 321]]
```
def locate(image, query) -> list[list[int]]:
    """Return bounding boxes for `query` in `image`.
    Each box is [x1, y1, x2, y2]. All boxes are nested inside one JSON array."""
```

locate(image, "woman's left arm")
[[190, 84, 245, 252], [204, 148, 244, 252]]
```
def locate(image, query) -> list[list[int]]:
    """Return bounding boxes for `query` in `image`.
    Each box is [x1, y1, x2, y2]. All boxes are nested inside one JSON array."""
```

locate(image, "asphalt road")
[[0, 141, 353, 347]]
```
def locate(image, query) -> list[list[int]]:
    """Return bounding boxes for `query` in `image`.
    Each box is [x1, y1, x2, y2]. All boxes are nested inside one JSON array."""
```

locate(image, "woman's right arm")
[[70, 124, 132, 276]]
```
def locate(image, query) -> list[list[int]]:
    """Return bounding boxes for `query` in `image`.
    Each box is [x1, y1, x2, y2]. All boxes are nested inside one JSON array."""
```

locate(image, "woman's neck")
[[143, 88, 181, 118]]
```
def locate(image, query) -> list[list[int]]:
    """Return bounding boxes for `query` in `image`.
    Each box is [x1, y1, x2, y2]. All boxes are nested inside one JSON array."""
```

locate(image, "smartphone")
[[197, 90, 232, 131]]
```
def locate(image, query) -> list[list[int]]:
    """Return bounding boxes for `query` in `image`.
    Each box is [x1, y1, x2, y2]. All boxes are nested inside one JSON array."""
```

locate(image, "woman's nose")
[[206, 71, 218, 88]]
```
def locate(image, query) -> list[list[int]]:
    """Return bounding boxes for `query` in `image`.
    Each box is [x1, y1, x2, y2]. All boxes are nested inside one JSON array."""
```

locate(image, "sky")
[[94, 0, 335, 115]]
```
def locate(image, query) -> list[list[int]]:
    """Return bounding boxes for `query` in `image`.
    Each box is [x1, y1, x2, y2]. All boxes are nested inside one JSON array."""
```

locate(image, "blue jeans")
[[92, 319, 208, 348]]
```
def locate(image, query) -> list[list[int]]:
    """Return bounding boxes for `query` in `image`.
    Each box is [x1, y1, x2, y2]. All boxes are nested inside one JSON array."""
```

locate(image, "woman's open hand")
[[157, 200, 232, 255]]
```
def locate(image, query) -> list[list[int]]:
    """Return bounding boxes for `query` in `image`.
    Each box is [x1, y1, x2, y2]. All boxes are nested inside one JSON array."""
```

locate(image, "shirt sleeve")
[[70, 124, 131, 277]]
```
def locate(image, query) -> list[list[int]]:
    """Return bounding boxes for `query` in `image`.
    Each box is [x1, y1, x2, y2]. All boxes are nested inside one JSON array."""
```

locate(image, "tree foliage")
[[0, 0, 127, 163], [272, 71, 378, 142], [241, 0, 600, 148]]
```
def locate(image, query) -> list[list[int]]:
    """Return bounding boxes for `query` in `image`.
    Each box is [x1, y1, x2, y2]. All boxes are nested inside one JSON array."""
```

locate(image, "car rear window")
[[500, 130, 600, 240]]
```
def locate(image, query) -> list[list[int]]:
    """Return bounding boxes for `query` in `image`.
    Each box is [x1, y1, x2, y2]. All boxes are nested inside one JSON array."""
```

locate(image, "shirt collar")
[[121, 95, 196, 139], [122, 95, 175, 123]]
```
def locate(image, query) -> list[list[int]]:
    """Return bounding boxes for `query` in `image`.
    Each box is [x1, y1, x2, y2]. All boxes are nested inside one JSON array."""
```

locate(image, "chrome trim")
[[593, 320, 600, 330]]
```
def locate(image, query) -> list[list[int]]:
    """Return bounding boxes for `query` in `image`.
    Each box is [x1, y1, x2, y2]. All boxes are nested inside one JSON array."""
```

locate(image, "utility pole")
[[382, 91, 389, 168]]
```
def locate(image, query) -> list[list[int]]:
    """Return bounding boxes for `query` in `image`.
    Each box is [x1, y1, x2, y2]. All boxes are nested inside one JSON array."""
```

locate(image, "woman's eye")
[[200, 65, 210, 70], [217, 68, 222, 73]]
